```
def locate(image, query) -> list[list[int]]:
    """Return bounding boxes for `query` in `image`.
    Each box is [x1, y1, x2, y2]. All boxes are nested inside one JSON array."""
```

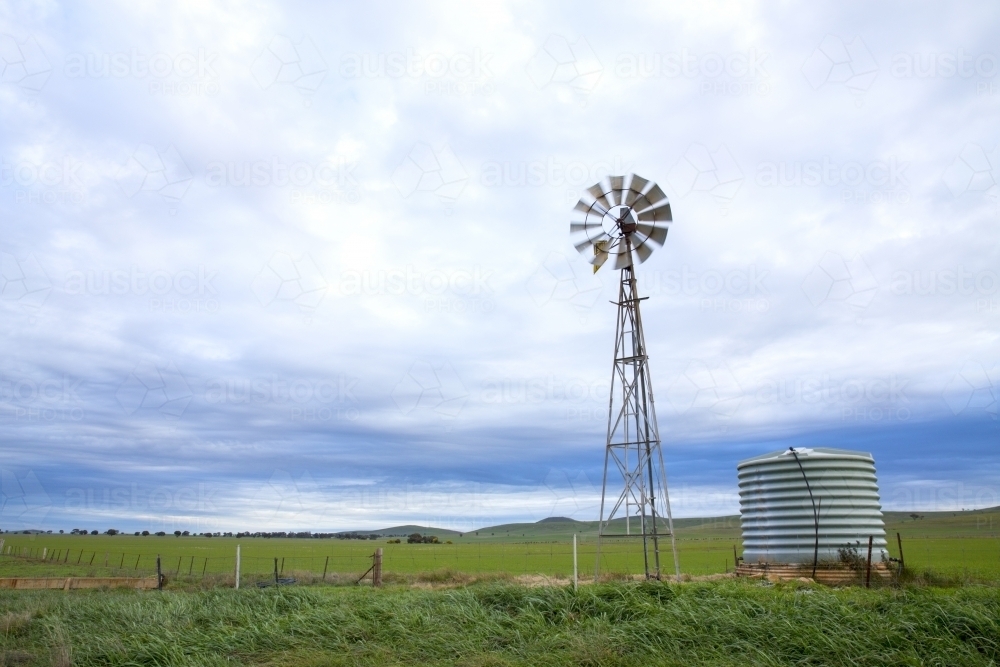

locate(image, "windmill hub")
[[603, 205, 637, 237]]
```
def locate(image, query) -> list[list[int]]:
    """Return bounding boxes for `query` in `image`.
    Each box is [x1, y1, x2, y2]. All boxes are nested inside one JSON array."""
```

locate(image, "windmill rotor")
[[569, 173, 672, 272]]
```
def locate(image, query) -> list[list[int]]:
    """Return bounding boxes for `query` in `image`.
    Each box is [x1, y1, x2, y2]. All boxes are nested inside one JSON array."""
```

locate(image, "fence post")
[[274, 557, 279, 585], [42, 548, 47, 560], [157, 555, 162, 590], [235, 544, 241, 590], [0, 538, 4, 553], [573, 534, 578, 592], [373, 548, 382, 587], [865, 535, 873, 588], [322, 555, 329, 581], [896, 532, 905, 573]]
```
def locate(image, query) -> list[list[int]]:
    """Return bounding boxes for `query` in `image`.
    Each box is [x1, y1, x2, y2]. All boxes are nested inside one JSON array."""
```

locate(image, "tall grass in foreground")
[[0, 580, 998, 666]]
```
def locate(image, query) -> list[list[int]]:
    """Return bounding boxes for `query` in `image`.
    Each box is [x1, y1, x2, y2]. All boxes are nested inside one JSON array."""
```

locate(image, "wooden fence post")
[[274, 557, 279, 584], [157, 555, 162, 590], [373, 548, 382, 587], [865, 535, 873, 588], [235, 544, 241, 590], [322, 556, 329, 581]]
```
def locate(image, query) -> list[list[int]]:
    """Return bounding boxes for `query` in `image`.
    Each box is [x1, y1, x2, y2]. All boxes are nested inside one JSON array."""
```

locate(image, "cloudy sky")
[[1, 1, 998, 533]]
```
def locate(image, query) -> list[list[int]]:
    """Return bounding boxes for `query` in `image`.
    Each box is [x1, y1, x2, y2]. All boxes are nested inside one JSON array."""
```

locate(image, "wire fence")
[[0, 538, 716, 582]]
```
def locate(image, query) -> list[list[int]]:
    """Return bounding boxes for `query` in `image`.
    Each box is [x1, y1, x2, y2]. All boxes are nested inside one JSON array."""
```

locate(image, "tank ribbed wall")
[[738, 447, 887, 564]]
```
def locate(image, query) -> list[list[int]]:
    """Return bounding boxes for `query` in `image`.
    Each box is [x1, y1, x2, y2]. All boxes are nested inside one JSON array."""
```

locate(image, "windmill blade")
[[633, 240, 655, 264], [596, 175, 615, 207], [570, 209, 603, 229], [574, 197, 608, 218], [571, 229, 607, 250], [586, 181, 613, 211], [608, 175, 625, 207], [636, 183, 668, 209], [635, 222, 669, 246], [636, 201, 672, 223], [611, 249, 634, 270], [622, 173, 649, 207]]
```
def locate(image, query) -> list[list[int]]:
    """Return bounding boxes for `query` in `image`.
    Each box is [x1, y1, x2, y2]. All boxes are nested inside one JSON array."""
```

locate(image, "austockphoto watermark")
[[204, 157, 360, 203], [753, 375, 911, 422], [341, 47, 497, 96], [890, 267, 999, 311], [481, 376, 609, 404], [886, 482, 999, 513], [480, 156, 632, 190], [64, 483, 220, 513], [0, 374, 84, 422], [2, 157, 88, 205], [64, 49, 219, 96], [635, 265, 770, 313], [615, 48, 770, 96], [340, 47, 493, 80], [205, 375, 359, 422], [892, 50, 998, 81], [322, 486, 488, 514], [334, 266, 494, 313], [64, 266, 220, 313], [756, 157, 910, 204]]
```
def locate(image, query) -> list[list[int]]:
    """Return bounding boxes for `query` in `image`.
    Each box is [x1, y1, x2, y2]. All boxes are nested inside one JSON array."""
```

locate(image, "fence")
[[0, 537, 725, 582]]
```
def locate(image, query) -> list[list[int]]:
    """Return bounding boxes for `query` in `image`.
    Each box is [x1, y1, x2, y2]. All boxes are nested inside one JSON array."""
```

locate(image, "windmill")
[[569, 173, 680, 581]]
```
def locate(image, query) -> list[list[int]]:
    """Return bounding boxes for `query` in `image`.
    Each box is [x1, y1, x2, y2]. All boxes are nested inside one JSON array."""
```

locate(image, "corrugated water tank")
[[738, 447, 887, 564]]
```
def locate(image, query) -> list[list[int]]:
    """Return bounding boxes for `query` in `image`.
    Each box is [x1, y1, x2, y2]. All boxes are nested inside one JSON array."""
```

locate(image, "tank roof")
[[737, 447, 874, 468]]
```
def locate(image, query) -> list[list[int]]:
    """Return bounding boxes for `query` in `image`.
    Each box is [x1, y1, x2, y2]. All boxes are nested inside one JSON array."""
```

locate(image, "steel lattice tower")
[[594, 262, 680, 581]]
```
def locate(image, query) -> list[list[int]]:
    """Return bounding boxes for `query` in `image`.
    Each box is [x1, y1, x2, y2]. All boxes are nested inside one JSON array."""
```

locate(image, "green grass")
[[0, 581, 998, 666], [3, 507, 999, 582]]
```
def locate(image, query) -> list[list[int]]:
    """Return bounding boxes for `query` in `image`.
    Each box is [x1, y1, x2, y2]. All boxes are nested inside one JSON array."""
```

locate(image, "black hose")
[[789, 447, 820, 578]]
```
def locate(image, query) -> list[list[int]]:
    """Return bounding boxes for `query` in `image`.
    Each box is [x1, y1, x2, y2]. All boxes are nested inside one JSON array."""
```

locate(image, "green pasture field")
[[1, 581, 999, 666], [1, 507, 998, 582]]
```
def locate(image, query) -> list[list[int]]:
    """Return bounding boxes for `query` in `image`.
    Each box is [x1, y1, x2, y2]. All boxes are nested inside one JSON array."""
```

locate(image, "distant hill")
[[353, 507, 1000, 542], [348, 525, 463, 538]]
